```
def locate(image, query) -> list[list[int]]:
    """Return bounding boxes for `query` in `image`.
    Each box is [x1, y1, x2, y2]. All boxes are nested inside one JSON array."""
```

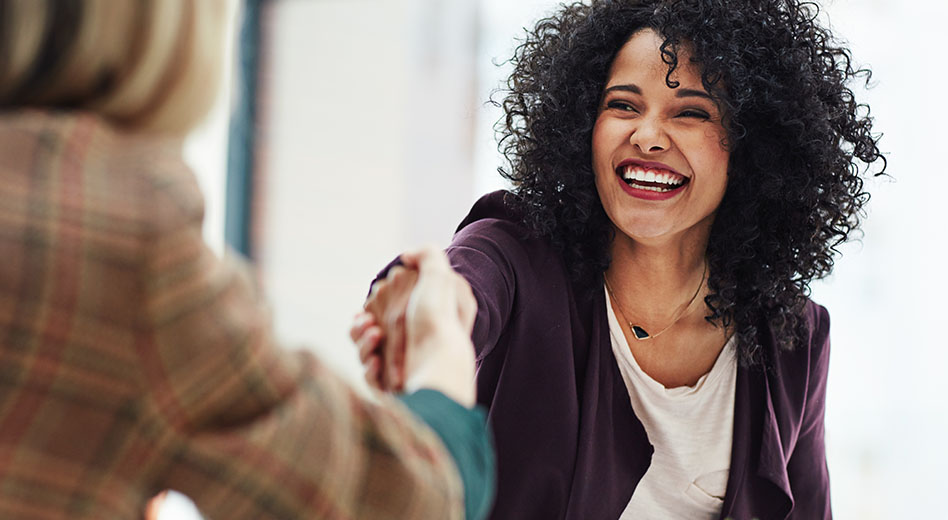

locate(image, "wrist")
[[405, 329, 476, 407]]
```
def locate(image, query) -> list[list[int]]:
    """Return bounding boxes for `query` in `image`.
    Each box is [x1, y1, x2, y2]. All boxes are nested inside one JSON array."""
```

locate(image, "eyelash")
[[607, 100, 637, 112], [678, 109, 710, 120], [605, 100, 710, 120]]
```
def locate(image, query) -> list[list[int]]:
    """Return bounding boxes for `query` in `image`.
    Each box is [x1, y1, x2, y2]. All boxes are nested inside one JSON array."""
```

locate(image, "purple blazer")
[[382, 191, 832, 519]]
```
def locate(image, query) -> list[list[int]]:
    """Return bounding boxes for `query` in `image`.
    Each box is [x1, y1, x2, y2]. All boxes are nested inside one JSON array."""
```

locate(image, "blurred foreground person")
[[0, 1, 493, 518]]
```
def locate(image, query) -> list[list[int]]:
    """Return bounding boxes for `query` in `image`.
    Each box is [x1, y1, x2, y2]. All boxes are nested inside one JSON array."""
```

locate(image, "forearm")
[[151, 341, 469, 519], [405, 328, 477, 407], [400, 389, 496, 520], [142, 226, 468, 518]]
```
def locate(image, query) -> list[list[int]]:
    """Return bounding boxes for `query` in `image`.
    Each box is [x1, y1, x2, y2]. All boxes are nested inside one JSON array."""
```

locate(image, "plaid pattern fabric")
[[0, 111, 464, 519]]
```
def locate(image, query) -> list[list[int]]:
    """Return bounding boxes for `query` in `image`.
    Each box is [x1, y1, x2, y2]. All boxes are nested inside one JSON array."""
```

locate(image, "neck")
[[605, 228, 709, 325]]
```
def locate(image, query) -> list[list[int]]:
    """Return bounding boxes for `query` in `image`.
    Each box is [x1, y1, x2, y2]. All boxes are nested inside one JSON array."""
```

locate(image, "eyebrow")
[[676, 88, 713, 100], [603, 84, 713, 100]]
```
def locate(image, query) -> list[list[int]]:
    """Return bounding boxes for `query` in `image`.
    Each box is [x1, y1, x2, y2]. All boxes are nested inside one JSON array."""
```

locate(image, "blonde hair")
[[0, 0, 230, 135]]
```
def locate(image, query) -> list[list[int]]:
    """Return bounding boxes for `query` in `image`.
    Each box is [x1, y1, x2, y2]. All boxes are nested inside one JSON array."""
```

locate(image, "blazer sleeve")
[[137, 175, 467, 519], [785, 303, 833, 519], [445, 220, 517, 362]]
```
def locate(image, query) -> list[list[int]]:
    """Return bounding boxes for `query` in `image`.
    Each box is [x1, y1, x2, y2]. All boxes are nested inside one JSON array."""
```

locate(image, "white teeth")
[[628, 184, 675, 192], [621, 166, 685, 186], [621, 167, 643, 181]]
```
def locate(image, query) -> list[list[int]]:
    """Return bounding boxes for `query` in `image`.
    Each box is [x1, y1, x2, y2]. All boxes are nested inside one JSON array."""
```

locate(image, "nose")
[[629, 117, 670, 153]]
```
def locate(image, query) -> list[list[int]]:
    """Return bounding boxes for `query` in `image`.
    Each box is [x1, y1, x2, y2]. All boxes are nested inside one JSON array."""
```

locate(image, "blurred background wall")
[[172, 0, 947, 518], [254, 0, 480, 380]]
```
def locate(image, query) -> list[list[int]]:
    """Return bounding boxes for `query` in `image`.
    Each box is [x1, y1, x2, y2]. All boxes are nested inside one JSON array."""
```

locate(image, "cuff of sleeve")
[[399, 389, 495, 520]]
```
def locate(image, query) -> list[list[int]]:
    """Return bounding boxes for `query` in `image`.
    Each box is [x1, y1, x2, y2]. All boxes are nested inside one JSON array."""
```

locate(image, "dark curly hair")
[[495, 0, 885, 366]]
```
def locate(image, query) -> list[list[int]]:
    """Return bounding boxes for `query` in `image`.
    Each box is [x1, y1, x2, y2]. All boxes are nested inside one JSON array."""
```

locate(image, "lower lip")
[[616, 174, 687, 201]]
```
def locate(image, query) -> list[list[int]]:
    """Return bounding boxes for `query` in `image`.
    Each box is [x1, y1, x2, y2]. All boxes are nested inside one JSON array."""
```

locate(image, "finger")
[[350, 311, 375, 342], [357, 326, 383, 363], [363, 356, 382, 389], [384, 317, 406, 392], [368, 267, 406, 306], [387, 265, 408, 282], [397, 341, 408, 391], [368, 267, 411, 318], [385, 350, 397, 392], [398, 251, 419, 269], [367, 279, 383, 301], [393, 320, 407, 391]]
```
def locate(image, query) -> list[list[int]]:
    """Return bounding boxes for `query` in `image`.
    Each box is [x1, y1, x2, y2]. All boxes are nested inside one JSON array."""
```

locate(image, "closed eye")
[[677, 109, 711, 120], [606, 100, 638, 112]]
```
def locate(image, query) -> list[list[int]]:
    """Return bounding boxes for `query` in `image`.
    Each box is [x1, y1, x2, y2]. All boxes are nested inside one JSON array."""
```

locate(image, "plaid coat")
[[0, 111, 464, 519]]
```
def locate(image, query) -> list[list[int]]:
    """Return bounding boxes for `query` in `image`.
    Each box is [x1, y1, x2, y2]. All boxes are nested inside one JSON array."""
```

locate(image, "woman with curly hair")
[[355, 0, 884, 518]]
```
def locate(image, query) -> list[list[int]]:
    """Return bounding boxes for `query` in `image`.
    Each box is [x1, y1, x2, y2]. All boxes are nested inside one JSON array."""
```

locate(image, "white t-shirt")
[[605, 288, 737, 520]]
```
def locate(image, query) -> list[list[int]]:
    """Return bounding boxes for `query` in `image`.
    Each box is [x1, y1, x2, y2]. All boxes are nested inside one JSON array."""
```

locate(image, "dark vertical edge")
[[224, 0, 262, 259]]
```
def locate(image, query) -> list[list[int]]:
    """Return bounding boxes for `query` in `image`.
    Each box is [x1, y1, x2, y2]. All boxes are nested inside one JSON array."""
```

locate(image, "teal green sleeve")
[[399, 390, 495, 520]]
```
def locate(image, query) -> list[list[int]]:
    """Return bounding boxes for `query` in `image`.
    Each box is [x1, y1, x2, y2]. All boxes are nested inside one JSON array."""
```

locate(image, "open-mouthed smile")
[[615, 161, 689, 201]]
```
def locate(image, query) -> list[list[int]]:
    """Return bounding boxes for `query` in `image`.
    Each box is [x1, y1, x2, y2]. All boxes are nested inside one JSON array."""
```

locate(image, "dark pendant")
[[631, 325, 650, 340]]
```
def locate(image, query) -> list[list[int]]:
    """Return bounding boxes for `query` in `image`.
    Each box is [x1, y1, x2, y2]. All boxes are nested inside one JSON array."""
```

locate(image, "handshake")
[[350, 246, 478, 407]]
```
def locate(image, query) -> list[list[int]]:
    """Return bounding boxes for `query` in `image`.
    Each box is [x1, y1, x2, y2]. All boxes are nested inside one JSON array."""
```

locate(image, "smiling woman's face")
[[592, 29, 730, 247]]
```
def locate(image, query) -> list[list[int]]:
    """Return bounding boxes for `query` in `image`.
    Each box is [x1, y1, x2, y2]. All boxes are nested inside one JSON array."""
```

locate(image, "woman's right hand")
[[355, 266, 418, 392], [352, 246, 477, 407]]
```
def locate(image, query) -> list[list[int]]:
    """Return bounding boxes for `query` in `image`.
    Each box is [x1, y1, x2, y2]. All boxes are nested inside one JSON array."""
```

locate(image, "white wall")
[[807, 2, 948, 517], [257, 0, 478, 385]]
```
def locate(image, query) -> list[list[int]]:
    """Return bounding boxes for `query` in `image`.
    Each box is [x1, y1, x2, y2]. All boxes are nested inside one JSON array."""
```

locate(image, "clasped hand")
[[350, 247, 478, 407]]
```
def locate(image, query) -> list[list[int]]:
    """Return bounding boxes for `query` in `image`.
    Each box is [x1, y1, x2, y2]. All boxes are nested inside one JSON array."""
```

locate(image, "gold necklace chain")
[[604, 260, 708, 341]]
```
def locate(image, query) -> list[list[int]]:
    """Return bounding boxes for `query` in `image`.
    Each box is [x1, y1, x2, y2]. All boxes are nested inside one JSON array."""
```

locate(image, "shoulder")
[[766, 299, 832, 395], [0, 111, 207, 294], [105, 126, 204, 239], [791, 299, 830, 371], [0, 110, 202, 237], [804, 299, 830, 350], [454, 191, 529, 246], [802, 299, 831, 382], [451, 191, 560, 273]]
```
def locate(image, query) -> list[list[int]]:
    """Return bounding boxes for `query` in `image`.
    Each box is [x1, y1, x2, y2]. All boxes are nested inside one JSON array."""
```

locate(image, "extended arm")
[[139, 183, 477, 519]]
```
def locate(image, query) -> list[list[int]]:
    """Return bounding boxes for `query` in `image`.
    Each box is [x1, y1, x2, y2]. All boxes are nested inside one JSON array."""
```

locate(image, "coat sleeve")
[[785, 303, 832, 519], [137, 174, 466, 519], [445, 219, 518, 362]]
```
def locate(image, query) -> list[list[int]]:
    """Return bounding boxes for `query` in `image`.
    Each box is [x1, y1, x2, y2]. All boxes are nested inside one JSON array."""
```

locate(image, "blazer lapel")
[[720, 362, 793, 520], [719, 361, 755, 519], [756, 375, 794, 518]]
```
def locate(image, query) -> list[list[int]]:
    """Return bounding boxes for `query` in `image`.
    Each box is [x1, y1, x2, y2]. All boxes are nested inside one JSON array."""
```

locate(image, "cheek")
[[690, 136, 730, 186], [591, 117, 621, 173], [591, 119, 606, 165]]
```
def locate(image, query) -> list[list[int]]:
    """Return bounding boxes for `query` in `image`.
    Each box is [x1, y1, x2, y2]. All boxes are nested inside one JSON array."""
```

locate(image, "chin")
[[612, 220, 675, 243]]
